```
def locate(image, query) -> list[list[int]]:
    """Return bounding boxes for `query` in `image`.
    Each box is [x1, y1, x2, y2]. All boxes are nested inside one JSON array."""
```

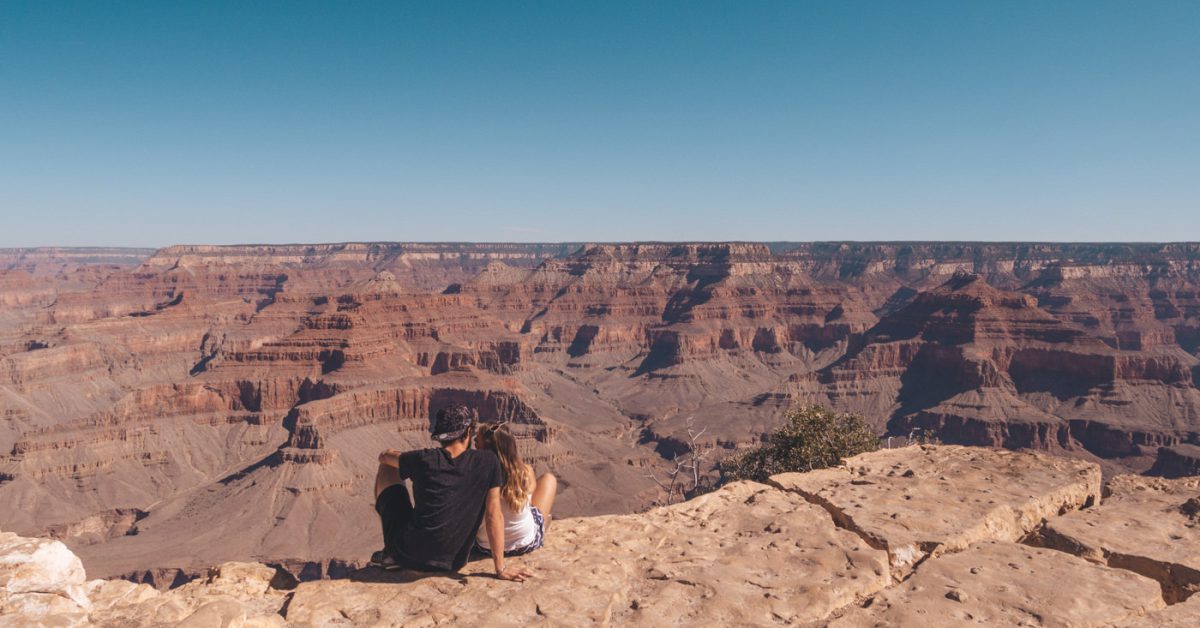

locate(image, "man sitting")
[[371, 404, 535, 582]]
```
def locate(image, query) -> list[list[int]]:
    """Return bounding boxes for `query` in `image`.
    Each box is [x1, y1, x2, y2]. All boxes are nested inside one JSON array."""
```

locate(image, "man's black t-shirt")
[[390, 447, 504, 571]]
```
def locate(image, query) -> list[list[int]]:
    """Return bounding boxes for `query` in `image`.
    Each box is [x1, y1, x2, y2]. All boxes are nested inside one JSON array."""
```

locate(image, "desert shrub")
[[720, 405, 879, 483]]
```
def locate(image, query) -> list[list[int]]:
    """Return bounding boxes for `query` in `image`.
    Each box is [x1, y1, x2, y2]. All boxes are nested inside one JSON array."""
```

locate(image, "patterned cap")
[[431, 404, 476, 442]]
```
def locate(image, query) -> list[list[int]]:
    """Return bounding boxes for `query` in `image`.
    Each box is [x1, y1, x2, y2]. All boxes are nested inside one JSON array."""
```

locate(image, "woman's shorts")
[[476, 506, 546, 557]]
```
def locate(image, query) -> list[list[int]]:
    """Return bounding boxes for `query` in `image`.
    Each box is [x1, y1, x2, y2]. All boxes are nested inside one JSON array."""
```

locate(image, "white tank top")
[[476, 495, 539, 552]]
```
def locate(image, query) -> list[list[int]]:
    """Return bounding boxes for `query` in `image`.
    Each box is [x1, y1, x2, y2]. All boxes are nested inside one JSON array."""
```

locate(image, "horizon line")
[[5, 239, 1200, 252]]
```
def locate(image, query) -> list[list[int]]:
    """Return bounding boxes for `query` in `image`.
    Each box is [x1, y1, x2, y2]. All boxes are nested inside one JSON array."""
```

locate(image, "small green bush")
[[720, 405, 880, 483]]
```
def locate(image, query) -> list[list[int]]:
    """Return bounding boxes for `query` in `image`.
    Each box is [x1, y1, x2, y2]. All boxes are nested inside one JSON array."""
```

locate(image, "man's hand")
[[497, 565, 534, 582]]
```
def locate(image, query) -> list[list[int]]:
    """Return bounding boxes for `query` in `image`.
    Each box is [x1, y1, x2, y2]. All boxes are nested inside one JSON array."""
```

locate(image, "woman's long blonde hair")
[[478, 423, 535, 512]]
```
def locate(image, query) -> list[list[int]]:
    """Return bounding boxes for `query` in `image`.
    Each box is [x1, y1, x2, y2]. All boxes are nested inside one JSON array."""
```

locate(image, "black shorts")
[[376, 484, 414, 561]]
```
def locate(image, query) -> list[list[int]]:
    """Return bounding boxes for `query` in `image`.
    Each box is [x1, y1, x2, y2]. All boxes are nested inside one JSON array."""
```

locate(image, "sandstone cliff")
[[2, 446, 1196, 626]]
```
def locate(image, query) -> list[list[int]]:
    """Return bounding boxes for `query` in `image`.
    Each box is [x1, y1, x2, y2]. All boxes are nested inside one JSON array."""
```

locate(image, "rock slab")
[[770, 445, 1101, 575], [1040, 475, 1200, 604], [831, 540, 1165, 627]]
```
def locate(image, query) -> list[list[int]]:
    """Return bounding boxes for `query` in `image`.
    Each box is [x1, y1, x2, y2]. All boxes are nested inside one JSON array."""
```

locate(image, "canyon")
[[1, 241, 1199, 580]]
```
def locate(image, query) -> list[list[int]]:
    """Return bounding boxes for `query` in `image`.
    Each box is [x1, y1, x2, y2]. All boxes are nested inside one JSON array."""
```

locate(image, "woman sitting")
[[474, 422, 557, 556]]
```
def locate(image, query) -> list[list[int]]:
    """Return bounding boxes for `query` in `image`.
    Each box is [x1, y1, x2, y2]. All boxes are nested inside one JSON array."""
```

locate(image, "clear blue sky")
[[1, 1, 1197, 247]]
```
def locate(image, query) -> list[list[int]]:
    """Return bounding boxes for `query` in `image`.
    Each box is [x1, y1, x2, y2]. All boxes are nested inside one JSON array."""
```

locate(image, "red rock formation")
[[797, 270, 1200, 474]]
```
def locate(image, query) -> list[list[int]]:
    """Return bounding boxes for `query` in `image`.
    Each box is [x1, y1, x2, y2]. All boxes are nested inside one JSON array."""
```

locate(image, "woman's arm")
[[486, 487, 533, 582]]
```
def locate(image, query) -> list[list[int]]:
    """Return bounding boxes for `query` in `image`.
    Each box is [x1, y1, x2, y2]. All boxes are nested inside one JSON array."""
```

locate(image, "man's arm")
[[375, 448, 409, 500], [378, 448, 403, 468], [486, 487, 533, 582]]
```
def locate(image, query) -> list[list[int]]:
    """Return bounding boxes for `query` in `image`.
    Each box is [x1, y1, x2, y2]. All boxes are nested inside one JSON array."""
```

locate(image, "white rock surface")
[[0, 531, 91, 626]]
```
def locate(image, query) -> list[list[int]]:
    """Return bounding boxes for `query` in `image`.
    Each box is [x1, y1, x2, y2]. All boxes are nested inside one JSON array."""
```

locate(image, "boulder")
[[0, 531, 91, 626], [0, 532, 89, 605]]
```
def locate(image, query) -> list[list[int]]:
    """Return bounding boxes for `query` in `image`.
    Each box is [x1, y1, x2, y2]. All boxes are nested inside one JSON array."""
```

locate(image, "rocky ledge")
[[2, 445, 1197, 626]]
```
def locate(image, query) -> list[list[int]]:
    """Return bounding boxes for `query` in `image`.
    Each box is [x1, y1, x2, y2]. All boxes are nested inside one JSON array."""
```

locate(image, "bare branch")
[[646, 417, 716, 505]]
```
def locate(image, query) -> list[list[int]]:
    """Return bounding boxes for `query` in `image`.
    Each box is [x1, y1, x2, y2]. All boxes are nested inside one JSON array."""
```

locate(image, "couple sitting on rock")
[[370, 404, 557, 582]]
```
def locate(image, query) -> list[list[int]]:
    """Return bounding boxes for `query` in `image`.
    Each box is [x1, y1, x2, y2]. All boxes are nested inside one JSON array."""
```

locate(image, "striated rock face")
[[3, 446, 1196, 627], [1, 242, 1199, 579], [792, 267, 1200, 478]]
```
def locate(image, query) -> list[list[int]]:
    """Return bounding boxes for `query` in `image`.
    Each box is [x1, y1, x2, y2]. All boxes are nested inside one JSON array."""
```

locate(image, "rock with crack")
[[1112, 592, 1200, 627], [284, 481, 892, 626], [769, 445, 1101, 577], [1038, 475, 1200, 604], [830, 540, 1165, 627]]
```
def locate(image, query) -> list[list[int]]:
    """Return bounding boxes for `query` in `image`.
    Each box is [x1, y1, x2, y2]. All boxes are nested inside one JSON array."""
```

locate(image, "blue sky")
[[1, 1, 1197, 246]]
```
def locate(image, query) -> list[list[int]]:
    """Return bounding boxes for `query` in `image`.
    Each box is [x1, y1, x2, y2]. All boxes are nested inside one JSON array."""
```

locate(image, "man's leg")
[[375, 460, 402, 500], [373, 458, 414, 568]]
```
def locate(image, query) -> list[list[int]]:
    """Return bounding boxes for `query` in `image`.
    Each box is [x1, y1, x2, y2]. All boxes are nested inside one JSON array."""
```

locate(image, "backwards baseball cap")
[[431, 404, 476, 442]]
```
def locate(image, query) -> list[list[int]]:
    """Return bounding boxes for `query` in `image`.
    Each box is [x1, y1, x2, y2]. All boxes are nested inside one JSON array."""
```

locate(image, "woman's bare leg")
[[530, 472, 557, 519]]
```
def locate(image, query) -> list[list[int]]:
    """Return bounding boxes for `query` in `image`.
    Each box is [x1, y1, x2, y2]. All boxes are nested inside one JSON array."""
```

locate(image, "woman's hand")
[[497, 565, 535, 582]]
